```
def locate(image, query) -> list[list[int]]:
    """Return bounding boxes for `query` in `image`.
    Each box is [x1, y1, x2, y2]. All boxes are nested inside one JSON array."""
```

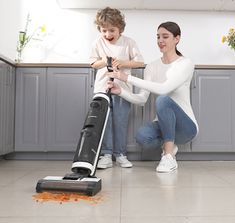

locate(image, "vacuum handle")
[[106, 56, 114, 95], [107, 56, 114, 81], [107, 56, 113, 73]]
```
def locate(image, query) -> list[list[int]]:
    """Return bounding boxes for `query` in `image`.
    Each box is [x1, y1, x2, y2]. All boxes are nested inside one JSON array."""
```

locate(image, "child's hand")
[[106, 80, 121, 95], [102, 56, 108, 66], [112, 58, 127, 69]]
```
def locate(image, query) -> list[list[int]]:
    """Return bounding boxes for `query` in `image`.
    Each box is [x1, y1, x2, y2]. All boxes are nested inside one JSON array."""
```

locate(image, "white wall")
[[0, 0, 22, 60], [0, 0, 235, 64]]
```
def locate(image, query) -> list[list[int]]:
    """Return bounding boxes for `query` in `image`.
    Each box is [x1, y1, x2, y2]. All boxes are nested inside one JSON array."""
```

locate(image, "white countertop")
[[1, 55, 235, 69]]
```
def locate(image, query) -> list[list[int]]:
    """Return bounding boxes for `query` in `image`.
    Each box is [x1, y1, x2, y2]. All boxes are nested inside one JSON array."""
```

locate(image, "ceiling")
[[56, 0, 235, 11]]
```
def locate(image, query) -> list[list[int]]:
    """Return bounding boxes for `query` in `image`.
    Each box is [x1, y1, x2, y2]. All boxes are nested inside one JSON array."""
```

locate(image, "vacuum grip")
[[106, 56, 114, 93], [107, 56, 113, 72]]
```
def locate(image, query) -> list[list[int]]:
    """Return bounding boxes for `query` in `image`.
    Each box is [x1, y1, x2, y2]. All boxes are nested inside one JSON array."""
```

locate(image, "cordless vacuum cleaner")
[[36, 57, 114, 196]]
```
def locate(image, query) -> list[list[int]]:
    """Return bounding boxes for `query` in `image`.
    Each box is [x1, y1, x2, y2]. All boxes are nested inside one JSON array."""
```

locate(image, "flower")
[[222, 28, 235, 51], [16, 14, 46, 62]]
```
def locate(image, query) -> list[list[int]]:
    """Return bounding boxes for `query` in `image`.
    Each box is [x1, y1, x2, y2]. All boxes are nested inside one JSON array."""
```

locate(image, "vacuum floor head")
[[36, 176, 101, 196]]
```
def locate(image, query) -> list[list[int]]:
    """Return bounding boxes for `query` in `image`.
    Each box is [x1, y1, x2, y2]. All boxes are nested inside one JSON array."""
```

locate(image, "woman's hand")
[[107, 80, 121, 95], [107, 70, 128, 82]]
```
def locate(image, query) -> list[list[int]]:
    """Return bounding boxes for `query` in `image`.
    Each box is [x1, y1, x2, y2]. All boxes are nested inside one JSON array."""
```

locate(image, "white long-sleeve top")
[[120, 57, 198, 131]]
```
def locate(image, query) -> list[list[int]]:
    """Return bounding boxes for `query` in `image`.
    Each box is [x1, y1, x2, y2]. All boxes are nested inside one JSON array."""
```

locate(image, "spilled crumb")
[[32, 192, 104, 204]]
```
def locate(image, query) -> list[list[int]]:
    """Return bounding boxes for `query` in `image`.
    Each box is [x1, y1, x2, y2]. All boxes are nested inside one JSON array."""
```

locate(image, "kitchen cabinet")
[[14, 66, 148, 158], [46, 68, 93, 151], [126, 68, 145, 160], [191, 69, 235, 152], [15, 67, 94, 152], [0, 59, 15, 155], [15, 68, 46, 151], [14, 66, 235, 160]]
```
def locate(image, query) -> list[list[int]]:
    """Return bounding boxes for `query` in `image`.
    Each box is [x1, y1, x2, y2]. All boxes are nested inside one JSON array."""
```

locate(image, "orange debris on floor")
[[32, 192, 104, 204]]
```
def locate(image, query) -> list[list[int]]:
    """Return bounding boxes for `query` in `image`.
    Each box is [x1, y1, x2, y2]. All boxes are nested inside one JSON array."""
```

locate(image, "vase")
[[15, 51, 23, 63]]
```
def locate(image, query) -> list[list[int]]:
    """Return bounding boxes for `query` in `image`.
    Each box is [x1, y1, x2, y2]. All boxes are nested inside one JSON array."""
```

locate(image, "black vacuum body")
[[36, 57, 113, 196], [71, 93, 110, 176]]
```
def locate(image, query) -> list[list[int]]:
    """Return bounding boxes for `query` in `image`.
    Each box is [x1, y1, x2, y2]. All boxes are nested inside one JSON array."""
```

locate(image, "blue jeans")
[[101, 95, 131, 157], [136, 95, 197, 150]]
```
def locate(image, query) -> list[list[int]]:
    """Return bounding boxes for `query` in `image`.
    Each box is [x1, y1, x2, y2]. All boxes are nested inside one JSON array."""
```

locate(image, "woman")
[[106, 21, 198, 173]]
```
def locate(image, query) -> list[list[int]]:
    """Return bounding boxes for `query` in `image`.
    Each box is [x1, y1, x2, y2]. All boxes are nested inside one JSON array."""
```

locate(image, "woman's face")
[[157, 27, 180, 53], [100, 24, 120, 44]]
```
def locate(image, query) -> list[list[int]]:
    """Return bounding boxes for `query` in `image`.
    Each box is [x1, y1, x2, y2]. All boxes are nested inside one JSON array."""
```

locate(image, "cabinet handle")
[[7, 66, 13, 86], [6, 66, 11, 85], [90, 69, 96, 88], [191, 71, 197, 89]]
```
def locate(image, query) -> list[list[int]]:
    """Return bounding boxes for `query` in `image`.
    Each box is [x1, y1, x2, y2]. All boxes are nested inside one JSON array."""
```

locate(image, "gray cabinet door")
[[46, 68, 93, 151], [126, 68, 145, 160], [0, 61, 15, 155], [4, 65, 15, 154], [191, 69, 235, 152], [15, 68, 46, 151], [0, 61, 4, 155]]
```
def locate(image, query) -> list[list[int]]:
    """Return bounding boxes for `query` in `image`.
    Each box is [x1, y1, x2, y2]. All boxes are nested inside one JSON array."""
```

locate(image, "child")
[[90, 7, 144, 169]]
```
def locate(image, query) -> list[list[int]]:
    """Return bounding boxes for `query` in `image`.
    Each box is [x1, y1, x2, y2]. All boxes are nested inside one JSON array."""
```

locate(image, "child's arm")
[[112, 59, 144, 69], [91, 56, 107, 69], [111, 38, 144, 69]]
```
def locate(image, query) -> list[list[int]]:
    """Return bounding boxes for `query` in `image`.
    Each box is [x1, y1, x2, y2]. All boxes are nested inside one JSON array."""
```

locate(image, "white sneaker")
[[116, 154, 133, 168], [97, 154, 113, 169], [156, 154, 178, 173], [161, 145, 178, 157]]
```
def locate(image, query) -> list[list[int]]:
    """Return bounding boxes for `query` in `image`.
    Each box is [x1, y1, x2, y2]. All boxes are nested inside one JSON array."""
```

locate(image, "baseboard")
[[4, 151, 235, 161]]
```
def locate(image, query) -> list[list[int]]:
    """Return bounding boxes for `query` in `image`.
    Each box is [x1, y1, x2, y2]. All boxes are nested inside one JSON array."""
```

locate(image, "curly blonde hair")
[[95, 7, 126, 33]]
